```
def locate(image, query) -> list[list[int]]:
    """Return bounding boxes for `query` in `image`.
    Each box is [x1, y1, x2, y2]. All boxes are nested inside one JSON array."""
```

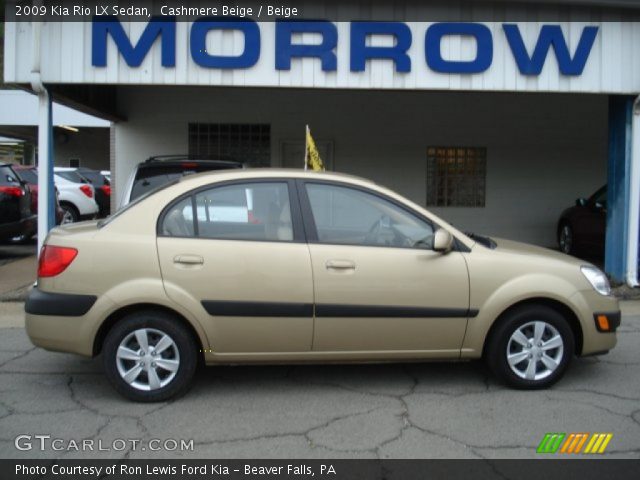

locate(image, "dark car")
[[76, 167, 111, 217], [557, 185, 606, 257], [0, 163, 37, 243], [13, 165, 65, 226], [120, 156, 244, 208]]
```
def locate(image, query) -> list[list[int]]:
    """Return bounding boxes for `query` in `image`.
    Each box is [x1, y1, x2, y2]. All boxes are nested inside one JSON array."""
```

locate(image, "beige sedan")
[[25, 170, 619, 401]]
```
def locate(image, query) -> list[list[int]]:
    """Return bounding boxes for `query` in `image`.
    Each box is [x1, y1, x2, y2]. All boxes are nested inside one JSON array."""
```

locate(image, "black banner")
[[4, 459, 640, 480]]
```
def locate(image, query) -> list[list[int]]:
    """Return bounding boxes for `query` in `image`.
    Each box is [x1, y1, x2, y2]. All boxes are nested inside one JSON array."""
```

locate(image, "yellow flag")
[[305, 125, 325, 171]]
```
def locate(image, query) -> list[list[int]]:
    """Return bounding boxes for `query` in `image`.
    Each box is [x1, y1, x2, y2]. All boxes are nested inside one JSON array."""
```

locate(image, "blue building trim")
[[605, 95, 634, 282]]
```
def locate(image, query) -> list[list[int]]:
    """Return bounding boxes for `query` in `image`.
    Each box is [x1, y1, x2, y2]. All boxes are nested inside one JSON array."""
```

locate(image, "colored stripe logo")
[[537, 433, 613, 454]]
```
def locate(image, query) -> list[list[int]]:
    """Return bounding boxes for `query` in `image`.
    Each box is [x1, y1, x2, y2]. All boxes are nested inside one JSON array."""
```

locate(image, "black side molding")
[[316, 305, 478, 318], [25, 288, 97, 317], [202, 300, 478, 319], [202, 301, 313, 317]]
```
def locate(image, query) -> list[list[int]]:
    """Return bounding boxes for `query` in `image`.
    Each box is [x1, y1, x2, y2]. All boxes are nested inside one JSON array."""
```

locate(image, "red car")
[[13, 166, 65, 227]]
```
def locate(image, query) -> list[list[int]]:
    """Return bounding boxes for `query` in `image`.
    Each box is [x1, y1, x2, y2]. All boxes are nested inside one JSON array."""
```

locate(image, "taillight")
[[100, 185, 111, 196], [0, 186, 24, 197], [181, 162, 198, 168], [38, 246, 78, 278], [79, 185, 93, 198]]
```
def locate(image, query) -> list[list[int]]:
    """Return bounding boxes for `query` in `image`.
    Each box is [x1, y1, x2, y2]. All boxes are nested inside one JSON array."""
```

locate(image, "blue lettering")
[[425, 23, 493, 74], [275, 21, 337, 71], [350, 22, 412, 73], [92, 16, 176, 67], [503, 24, 598, 75], [190, 18, 260, 69]]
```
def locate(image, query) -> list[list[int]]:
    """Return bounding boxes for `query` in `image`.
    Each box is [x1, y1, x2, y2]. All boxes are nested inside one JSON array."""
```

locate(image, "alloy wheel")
[[506, 321, 564, 381], [115, 328, 180, 391]]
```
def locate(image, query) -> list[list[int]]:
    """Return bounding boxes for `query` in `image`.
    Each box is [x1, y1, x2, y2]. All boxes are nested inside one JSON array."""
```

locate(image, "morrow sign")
[[92, 19, 599, 76]]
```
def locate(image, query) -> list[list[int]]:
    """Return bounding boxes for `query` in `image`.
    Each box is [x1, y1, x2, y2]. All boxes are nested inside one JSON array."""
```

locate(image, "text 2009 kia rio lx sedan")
[[25, 170, 619, 401]]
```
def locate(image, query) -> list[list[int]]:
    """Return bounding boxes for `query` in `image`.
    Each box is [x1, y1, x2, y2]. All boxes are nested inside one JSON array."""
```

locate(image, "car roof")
[[175, 168, 374, 188]]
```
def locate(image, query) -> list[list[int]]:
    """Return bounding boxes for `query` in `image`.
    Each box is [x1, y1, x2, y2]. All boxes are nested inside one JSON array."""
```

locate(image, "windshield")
[[98, 179, 179, 228], [56, 171, 88, 184]]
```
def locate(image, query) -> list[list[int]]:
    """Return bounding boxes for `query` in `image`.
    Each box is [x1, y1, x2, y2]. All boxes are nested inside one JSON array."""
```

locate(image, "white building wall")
[[114, 87, 607, 246]]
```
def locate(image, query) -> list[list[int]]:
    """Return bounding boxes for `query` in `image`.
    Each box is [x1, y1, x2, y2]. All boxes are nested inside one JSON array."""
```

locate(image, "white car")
[[54, 168, 99, 223]]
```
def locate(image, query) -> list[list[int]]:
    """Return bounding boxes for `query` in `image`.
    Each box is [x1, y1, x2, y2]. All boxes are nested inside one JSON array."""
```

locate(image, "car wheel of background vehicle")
[[60, 204, 79, 224], [558, 223, 574, 255], [102, 310, 198, 402], [486, 305, 574, 389]]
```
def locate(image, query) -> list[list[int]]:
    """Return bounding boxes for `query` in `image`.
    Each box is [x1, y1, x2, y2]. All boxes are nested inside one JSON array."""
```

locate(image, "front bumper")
[[570, 289, 619, 356]]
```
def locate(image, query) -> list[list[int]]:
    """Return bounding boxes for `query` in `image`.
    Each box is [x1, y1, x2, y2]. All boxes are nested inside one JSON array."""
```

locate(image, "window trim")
[[156, 178, 306, 244], [296, 179, 467, 252]]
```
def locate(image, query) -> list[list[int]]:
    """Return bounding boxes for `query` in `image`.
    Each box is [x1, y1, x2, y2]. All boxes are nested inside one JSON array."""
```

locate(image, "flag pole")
[[304, 124, 309, 170]]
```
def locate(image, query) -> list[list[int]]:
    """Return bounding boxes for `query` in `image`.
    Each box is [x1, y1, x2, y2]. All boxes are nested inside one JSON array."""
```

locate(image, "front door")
[[300, 181, 471, 357], [157, 180, 314, 353]]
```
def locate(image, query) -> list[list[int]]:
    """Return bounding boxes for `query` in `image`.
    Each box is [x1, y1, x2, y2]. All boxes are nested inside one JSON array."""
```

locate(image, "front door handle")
[[174, 254, 204, 265], [325, 259, 356, 270]]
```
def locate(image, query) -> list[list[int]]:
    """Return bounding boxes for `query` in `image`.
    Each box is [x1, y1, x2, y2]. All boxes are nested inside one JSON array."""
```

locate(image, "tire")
[[558, 222, 574, 255], [486, 305, 574, 389], [60, 204, 79, 224], [102, 310, 198, 402]]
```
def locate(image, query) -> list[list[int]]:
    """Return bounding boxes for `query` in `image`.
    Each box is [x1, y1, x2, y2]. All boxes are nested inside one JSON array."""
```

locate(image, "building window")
[[188, 123, 270, 167], [426, 147, 486, 207]]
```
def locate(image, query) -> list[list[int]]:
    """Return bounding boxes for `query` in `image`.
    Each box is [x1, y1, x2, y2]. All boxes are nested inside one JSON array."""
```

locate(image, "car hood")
[[490, 237, 585, 267]]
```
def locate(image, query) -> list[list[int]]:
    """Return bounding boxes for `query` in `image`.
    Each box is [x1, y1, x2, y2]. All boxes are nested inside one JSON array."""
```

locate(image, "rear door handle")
[[325, 260, 356, 270], [174, 254, 204, 265]]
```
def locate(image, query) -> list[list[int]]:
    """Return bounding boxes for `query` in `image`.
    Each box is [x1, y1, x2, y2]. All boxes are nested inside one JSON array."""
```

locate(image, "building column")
[[605, 96, 636, 284]]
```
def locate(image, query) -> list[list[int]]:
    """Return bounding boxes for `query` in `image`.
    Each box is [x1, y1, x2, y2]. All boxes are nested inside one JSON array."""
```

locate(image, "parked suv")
[[119, 156, 243, 208], [0, 163, 36, 243], [54, 167, 99, 223]]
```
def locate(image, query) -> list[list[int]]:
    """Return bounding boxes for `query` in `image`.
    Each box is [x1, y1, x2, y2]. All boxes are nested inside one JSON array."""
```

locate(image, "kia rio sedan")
[[25, 170, 619, 402]]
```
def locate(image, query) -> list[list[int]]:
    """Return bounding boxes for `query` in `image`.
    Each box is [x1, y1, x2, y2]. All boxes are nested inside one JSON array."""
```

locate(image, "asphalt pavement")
[[0, 300, 638, 459], [0, 242, 638, 459]]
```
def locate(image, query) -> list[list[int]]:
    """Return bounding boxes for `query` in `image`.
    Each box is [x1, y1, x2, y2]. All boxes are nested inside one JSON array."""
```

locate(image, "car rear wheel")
[[60, 204, 79, 224], [486, 305, 574, 389], [558, 223, 574, 255], [102, 311, 198, 402]]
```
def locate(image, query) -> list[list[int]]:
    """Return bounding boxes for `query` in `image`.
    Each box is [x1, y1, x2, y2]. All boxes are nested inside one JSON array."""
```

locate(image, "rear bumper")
[[25, 288, 96, 316], [25, 287, 98, 356], [0, 215, 37, 242]]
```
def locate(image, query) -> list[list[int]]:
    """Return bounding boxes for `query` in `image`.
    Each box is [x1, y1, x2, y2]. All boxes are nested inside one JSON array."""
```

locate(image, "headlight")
[[581, 265, 611, 296]]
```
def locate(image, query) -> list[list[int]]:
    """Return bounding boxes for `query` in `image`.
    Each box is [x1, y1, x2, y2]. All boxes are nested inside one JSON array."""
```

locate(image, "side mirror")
[[576, 198, 587, 207], [433, 229, 454, 253]]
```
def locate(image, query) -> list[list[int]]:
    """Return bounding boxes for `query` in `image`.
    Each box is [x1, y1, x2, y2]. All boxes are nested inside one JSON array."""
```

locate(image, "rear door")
[[157, 179, 315, 353]]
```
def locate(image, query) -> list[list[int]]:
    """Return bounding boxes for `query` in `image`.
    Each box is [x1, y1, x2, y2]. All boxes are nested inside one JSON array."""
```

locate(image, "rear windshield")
[[56, 171, 88, 184], [15, 168, 38, 184], [0, 165, 21, 186], [80, 170, 109, 186], [98, 179, 179, 229], [130, 164, 238, 202]]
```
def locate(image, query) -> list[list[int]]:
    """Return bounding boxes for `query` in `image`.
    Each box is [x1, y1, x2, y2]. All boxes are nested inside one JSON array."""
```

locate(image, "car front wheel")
[[102, 311, 198, 402], [486, 305, 574, 389]]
